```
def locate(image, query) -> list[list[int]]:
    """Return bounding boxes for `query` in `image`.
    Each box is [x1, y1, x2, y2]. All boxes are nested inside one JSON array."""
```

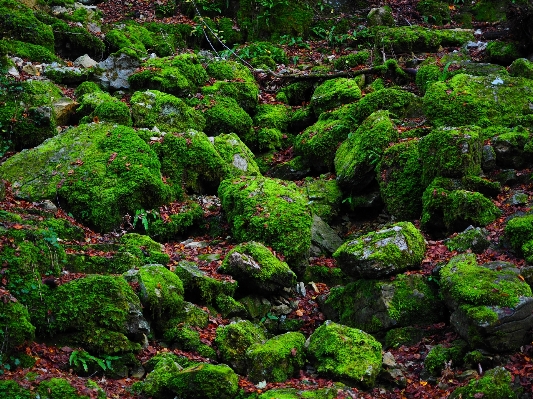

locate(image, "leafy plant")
[[279, 35, 310, 49], [69, 350, 119, 373], [133, 209, 158, 232], [260, 312, 279, 323], [439, 61, 453, 81]]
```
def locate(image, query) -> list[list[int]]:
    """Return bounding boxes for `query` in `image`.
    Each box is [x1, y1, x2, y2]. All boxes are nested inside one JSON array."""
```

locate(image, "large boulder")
[[0, 79, 63, 150], [0, 123, 172, 232], [307, 321, 382, 388], [377, 139, 424, 220], [246, 332, 306, 383], [333, 222, 426, 278], [219, 241, 297, 294], [310, 78, 362, 116], [419, 126, 483, 186], [335, 110, 398, 192], [0, 298, 35, 355], [322, 274, 443, 333], [215, 320, 267, 374], [440, 254, 533, 352], [131, 90, 206, 132], [218, 176, 313, 271], [423, 73, 533, 127], [421, 177, 501, 236], [97, 51, 141, 91]]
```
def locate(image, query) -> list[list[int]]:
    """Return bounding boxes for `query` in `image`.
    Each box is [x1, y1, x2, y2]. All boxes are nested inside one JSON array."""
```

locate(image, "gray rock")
[[444, 225, 490, 254], [310, 214, 343, 256], [97, 52, 140, 90], [74, 54, 98, 68], [482, 145, 497, 171]]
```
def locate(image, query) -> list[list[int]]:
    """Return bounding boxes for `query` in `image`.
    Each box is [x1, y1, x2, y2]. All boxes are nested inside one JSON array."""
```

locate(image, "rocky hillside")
[[2, 0, 533, 398]]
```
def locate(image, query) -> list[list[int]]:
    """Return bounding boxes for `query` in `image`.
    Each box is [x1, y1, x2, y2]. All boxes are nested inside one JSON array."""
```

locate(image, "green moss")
[[125, 265, 184, 330], [307, 321, 382, 388], [175, 260, 237, 305], [310, 78, 362, 116], [89, 101, 132, 127], [0, 79, 63, 151], [450, 367, 517, 399], [416, 64, 441, 94], [37, 378, 89, 399], [246, 332, 306, 383], [215, 320, 266, 374], [50, 19, 105, 59], [416, 0, 451, 25], [421, 178, 501, 234], [201, 79, 259, 113], [0, 39, 59, 63], [74, 81, 102, 98], [509, 58, 533, 79], [335, 109, 398, 191], [153, 130, 228, 199], [0, 301, 35, 355], [168, 363, 239, 399], [131, 90, 206, 132], [203, 96, 254, 141], [129, 54, 208, 96], [377, 139, 424, 220], [385, 326, 425, 349], [505, 214, 533, 255], [302, 175, 343, 222], [146, 200, 204, 241], [440, 253, 532, 309], [423, 73, 533, 128], [419, 126, 483, 186], [277, 81, 315, 106], [254, 104, 291, 131], [220, 241, 297, 292], [424, 340, 467, 376], [485, 41, 521, 64], [325, 274, 441, 333], [373, 26, 474, 53], [218, 176, 313, 267], [333, 51, 370, 70], [0, 0, 54, 51], [0, 380, 34, 399], [119, 233, 170, 265], [213, 133, 262, 177], [163, 325, 216, 358], [294, 119, 350, 172], [76, 91, 118, 119], [39, 275, 143, 354], [206, 59, 256, 83]]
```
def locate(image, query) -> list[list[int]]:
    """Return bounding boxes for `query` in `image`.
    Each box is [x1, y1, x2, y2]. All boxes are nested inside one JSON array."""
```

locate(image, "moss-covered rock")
[[333, 51, 371, 70], [82, 99, 132, 127], [334, 221, 426, 278], [203, 96, 254, 142], [445, 226, 490, 253], [202, 79, 259, 114], [206, 59, 256, 83], [131, 90, 206, 132], [0, 79, 63, 151], [218, 176, 313, 271], [307, 321, 382, 388], [421, 177, 501, 235], [163, 324, 216, 358], [0, 123, 172, 232], [246, 331, 306, 383], [0, 39, 59, 63], [419, 126, 483, 186], [253, 103, 291, 131], [423, 73, 533, 127], [367, 6, 394, 27], [37, 378, 89, 399], [377, 139, 424, 220], [301, 175, 343, 223], [220, 241, 297, 293], [416, 0, 451, 25], [373, 26, 474, 53], [505, 213, 533, 257], [509, 57, 533, 79], [123, 264, 183, 331], [310, 78, 362, 116], [145, 200, 204, 241], [485, 40, 521, 64], [335, 110, 398, 192], [213, 133, 261, 177], [0, 300, 35, 356], [215, 320, 266, 374], [41, 275, 147, 354], [174, 260, 237, 306], [449, 366, 518, 399], [0, 380, 34, 399], [168, 363, 239, 399], [323, 274, 443, 333], [0, 0, 55, 51], [277, 81, 316, 106], [49, 18, 105, 60], [128, 54, 208, 96], [491, 127, 533, 169], [294, 118, 350, 173], [440, 254, 533, 351]]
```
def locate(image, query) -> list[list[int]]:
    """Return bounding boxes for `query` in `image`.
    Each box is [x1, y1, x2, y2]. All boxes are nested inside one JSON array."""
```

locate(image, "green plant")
[[439, 61, 453, 81], [69, 350, 119, 373], [260, 312, 279, 323], [279, 35, 310, 49], [133, 209, 158, 232]]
